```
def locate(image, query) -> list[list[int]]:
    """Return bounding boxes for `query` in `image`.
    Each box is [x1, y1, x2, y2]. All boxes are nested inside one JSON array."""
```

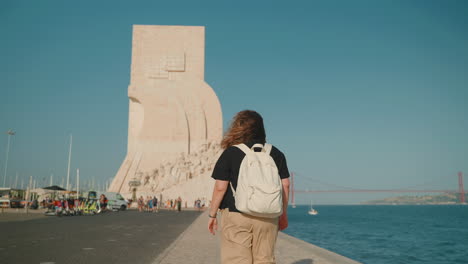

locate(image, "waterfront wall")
[[276, 231, 362, 264]]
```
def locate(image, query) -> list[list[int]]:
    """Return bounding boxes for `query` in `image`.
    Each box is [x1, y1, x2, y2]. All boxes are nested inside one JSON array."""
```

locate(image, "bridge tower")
[[458, 171, 465, 204]]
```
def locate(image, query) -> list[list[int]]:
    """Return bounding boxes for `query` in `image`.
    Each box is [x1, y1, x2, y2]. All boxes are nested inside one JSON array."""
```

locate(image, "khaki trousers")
[[220, 209, 279, 264]]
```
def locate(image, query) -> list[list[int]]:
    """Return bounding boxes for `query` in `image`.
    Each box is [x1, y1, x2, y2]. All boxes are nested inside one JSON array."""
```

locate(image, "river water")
[[284, 205, 468, 264]]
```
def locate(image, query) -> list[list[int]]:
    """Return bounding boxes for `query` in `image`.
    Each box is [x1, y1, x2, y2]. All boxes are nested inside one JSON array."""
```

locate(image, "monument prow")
[[109, 25, 223, 204]]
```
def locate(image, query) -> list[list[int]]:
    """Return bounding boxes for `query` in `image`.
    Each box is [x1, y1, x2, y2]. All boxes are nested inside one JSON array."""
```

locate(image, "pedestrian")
[[177, 196, 182, 212], [148, 196, 154, 212], [138, 196, 144, 212], [153, 196, 159, 213], [99, 194, 108, 212], [207, 110, 290, 264]]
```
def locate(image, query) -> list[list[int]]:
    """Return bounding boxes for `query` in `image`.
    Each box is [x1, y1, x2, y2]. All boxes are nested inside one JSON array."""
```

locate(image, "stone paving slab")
[[155, 210, 220, 264], [155, 211, 361, 264]]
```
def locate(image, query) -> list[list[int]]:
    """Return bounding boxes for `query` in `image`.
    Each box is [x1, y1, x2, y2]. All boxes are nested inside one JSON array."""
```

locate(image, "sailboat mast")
[[66, 134, 73, 191]]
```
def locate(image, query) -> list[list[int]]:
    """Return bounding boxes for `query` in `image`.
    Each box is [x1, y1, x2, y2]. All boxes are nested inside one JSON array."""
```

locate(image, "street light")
[[3, 129, 15, 187]]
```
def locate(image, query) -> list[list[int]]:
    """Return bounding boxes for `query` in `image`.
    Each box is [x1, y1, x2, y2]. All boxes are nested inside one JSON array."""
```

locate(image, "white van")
[[86, 191, 128, 211]]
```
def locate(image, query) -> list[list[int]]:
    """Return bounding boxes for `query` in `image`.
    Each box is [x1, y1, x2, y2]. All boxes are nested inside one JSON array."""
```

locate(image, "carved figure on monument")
[[109, 25, 223, 203]]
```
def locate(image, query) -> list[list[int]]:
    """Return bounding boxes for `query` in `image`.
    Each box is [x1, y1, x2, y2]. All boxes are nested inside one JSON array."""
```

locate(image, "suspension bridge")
[[289, 171, 466, 205]]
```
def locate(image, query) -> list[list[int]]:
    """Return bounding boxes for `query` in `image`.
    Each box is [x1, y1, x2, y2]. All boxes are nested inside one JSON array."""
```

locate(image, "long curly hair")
[[221, 110, 266, 149]]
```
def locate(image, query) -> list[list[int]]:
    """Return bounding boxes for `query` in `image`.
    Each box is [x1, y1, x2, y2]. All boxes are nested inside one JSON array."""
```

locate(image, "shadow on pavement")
[[292, 259, 314, 264]]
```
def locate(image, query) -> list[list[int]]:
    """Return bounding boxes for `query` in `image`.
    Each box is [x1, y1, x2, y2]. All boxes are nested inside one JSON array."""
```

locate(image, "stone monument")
[[108, 25, 223, 205]]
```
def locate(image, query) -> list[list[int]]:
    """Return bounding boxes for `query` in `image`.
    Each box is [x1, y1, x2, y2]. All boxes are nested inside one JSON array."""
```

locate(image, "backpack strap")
[[230, 182, 236, 196], [231, 144, 251, 196], [234, 144, 251, 154], [264, 143, 272, 155]]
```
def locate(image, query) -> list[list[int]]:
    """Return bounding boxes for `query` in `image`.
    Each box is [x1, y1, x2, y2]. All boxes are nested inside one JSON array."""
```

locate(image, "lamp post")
[[3, 129, 15, 187]]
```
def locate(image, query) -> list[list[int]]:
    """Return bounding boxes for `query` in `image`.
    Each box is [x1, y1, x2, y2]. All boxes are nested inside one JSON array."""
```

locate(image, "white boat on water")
[[308, 201, 318, 215]]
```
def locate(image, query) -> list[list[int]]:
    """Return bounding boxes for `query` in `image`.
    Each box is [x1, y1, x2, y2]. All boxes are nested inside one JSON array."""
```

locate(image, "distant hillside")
[[362, 193, 462, 205]]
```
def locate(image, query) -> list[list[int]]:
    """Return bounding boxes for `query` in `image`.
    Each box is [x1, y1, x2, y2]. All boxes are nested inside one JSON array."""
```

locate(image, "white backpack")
[[230, 143, 283, 218]]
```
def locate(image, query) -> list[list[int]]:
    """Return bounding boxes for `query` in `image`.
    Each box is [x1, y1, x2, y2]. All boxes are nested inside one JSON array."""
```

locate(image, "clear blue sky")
[[1, 0, 467, 204]]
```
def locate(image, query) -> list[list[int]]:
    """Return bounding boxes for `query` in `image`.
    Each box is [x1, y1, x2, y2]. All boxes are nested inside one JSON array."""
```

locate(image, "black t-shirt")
[[211, 141, 290, 213]]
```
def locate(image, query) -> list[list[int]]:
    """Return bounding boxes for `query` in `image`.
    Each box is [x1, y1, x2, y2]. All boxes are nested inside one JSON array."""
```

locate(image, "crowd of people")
[[41, 194, 109, 216], [133, 196, 208, 212], [136, 196, 159, 212], [38, 193, 210, 216]]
